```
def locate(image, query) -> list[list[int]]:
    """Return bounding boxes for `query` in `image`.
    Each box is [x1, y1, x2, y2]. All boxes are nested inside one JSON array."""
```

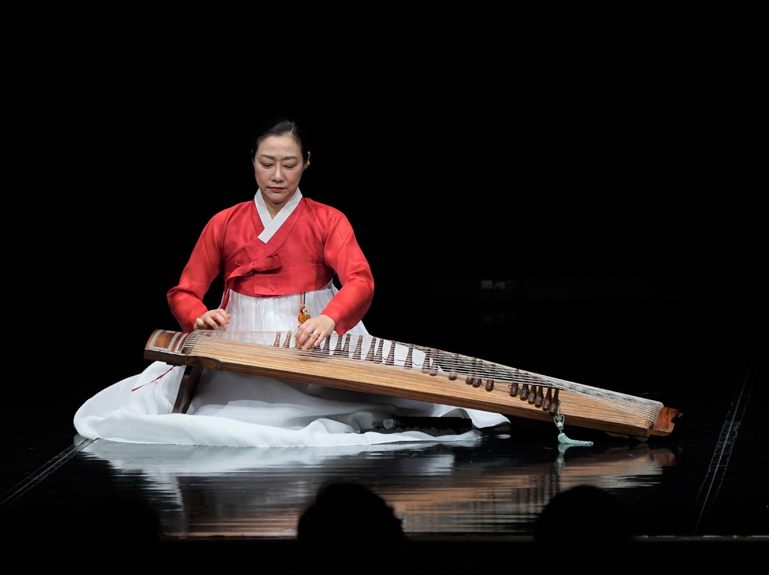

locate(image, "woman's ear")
[[304, 151, 311, 170]]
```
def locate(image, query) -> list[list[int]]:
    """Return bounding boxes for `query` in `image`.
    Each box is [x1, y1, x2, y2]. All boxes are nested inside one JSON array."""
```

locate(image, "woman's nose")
[[272, 165, 284, 181]]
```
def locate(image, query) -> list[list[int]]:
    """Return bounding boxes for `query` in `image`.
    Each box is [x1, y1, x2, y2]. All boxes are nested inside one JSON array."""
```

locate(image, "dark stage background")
[[5, 10, 763, 436]]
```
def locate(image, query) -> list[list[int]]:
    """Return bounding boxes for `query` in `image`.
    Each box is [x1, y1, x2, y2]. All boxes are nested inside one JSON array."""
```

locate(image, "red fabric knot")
[[227, 253, 283, 281], [221, 253, 284, 311]]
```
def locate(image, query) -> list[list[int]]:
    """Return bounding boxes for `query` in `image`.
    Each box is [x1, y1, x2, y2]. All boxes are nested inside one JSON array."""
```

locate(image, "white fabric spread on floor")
[[74, 284, 508, 447]]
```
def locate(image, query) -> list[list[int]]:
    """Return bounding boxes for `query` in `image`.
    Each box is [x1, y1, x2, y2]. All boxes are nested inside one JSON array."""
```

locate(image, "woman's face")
[[253, 134, 307, 214]]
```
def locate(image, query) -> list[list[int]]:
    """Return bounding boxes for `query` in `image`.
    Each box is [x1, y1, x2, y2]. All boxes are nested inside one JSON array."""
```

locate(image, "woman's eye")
[[261, 163, 273, 168], [284, 164, 298, 170]]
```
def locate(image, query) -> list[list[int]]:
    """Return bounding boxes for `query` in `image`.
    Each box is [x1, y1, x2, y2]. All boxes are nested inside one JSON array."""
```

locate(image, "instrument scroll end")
[[650, 407, 682, 436]]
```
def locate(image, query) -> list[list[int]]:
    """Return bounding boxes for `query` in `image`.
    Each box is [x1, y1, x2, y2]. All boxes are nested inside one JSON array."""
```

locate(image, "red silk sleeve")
[[318, 210, 374, 335], [167, 213, 226, 333]]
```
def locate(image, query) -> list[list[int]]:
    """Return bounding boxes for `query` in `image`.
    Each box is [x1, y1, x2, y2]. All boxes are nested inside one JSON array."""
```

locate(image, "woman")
[[74, 119, 509, 446]]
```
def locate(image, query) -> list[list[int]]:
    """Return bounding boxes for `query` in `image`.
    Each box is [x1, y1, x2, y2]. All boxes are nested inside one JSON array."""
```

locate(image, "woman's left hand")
[[295, 314, 336, 350]]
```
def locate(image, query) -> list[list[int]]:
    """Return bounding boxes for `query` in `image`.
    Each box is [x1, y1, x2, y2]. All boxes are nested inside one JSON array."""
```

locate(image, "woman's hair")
[[251, 117, 309, 163]]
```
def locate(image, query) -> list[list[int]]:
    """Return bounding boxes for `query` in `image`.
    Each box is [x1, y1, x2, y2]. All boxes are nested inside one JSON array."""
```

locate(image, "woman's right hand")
[[194, 309, 231, 331]]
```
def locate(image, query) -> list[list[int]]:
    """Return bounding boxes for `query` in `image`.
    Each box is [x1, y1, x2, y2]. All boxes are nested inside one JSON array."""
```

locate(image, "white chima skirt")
[[74, 284, 508, 447]]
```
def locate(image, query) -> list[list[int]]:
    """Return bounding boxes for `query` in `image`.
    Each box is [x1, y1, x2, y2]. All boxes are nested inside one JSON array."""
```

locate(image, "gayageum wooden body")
[[145, 329, 680, 438]]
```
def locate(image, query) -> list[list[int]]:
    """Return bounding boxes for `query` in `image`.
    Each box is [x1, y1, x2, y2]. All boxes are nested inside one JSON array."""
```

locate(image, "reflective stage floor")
[[2, 295, 766, 569]]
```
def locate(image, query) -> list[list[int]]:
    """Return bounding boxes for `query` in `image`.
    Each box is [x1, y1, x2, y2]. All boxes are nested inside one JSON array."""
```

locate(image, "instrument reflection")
[[78, 436, 676, 538]]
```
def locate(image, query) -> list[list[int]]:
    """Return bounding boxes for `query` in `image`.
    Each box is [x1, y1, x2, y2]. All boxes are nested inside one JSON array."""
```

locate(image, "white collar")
[[254, 188, 303, 243]]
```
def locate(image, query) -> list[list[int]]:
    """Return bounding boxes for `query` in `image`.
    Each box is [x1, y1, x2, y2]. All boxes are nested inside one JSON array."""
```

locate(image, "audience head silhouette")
[[534, 485, 630, 567], [298, 482, 406, 560]]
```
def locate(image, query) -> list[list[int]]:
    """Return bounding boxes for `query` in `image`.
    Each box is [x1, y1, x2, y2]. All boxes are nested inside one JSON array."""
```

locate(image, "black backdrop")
[[6, 9, 762, 413]]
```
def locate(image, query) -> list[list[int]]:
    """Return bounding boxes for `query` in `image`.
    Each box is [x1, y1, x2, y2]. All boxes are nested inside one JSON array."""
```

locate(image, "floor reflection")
[[79, 435, 676, 537]]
